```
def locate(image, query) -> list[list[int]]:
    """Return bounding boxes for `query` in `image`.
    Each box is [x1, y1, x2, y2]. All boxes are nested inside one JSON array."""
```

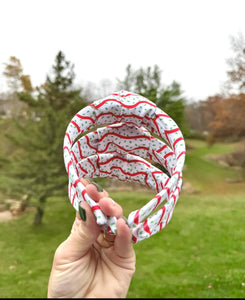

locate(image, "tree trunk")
[[33, 196, 46, 225], [34, 206, 44, 225]]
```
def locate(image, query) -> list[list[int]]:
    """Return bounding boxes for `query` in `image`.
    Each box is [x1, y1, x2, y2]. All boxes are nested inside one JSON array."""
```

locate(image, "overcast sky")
[[0, 0, 245, 101]]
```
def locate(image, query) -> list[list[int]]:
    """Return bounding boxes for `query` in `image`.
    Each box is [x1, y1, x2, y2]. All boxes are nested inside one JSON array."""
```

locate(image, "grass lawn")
[[0, 139, 244, 298], [184, 139, 242, 192]]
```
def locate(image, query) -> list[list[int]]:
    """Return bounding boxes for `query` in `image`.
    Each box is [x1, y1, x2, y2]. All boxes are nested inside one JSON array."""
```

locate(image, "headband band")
[[63, 91, 186, 243]]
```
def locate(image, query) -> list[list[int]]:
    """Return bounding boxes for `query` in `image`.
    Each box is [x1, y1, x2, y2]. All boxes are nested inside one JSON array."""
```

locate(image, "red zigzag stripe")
[[80, 136, 149, 154], [90, 99, 156, 109], [100, 156, 151, 168], [100, 167, 149, 187], [112, 93, 138, 97], [143, 219, 151, 235], [76, 114, 95, 124]]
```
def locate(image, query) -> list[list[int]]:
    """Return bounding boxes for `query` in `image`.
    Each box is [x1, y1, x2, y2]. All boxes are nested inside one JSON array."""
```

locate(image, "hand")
[[47, 179, 136, 298]]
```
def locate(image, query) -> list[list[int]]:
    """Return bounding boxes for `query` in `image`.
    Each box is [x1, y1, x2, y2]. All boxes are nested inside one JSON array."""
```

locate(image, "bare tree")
[[2, 56, 33, 117], [226, 32, 245, 93]]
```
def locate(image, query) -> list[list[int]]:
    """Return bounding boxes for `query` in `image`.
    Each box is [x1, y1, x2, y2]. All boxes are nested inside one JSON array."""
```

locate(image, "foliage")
[[3, 56, 24, 91], [0, 51, 88, 224], [1, 56, 32, 118], [205, 94, 245, 139], [185, 92, 245, 142], [3, 56, 33, 94], [117, 64, 190, 137]]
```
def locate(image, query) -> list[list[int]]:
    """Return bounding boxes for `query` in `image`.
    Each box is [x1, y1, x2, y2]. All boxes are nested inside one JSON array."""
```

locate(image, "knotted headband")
[[63, 90, 186, 243]]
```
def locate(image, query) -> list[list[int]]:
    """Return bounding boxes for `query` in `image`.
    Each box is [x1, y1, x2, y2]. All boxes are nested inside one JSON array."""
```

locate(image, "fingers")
[[114, 218, 134, 258], [81, 178, 123, 220], [97, 195, 133, 257], [82, 178, 132, 254], [55, 178, 128, 262], [81, 178, 109, 202], [56, 201, 100, 262], [80, 178, 90, 186], [85, 183, 109, 201], [99, 197, 123, 219], [72, 178, 132, 256], [55, 179, 105, 260]]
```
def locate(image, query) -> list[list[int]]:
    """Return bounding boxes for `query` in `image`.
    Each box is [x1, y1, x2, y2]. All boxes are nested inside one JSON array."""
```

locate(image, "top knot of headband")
[[63, 90, 186, 243]]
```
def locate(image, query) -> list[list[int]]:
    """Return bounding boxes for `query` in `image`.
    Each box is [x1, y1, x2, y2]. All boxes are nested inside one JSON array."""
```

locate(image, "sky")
[[0, 0, 245, 102]]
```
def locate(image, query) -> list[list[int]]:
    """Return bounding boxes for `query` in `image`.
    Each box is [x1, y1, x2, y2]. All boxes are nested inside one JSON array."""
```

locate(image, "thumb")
[[56, 201, 100, 262]]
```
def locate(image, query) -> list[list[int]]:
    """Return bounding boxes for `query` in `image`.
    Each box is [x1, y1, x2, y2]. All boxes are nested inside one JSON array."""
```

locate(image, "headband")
[[63, 91, 185, 243]]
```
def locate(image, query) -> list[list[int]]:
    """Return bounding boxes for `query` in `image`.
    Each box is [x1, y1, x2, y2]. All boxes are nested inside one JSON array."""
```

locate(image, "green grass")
[[0, 139, 244, 298], [184, 139, 242, 192], [0, 197, 74, 298], [127, 193, 245, 298]]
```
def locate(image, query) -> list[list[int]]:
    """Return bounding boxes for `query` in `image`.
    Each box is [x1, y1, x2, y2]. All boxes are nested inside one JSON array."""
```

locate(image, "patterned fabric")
[[63, 91, 186, 243]]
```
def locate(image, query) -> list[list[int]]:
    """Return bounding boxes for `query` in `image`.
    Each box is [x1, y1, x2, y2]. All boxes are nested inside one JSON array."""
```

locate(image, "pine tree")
[[117, 64, 190, 137], [0, 51, 88, 224]]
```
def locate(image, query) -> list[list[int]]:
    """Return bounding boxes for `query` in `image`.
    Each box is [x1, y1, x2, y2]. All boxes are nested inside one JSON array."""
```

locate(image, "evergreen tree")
[[117, 64, 190, 137], [0, 51, 88, 224]]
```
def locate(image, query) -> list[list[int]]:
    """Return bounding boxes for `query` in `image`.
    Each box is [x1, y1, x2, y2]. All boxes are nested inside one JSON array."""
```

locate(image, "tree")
[[185, 101, 210, 136], [226, 32, 245, 93], [3, 56, 23, 91], [203, 33, 245, 141], [207, 94, 245, 140], [2, 56, 33, 117], [117, 64, 189, 136], [0, 51, 88, 224], [117, 64, 161, 102]]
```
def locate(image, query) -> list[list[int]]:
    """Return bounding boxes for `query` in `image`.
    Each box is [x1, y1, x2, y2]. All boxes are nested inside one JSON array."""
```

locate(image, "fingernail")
[[122, 216, 129, 226], [79, 204, 86, 221], [90, 181, 103, 192], [109, 198, 116, 206]]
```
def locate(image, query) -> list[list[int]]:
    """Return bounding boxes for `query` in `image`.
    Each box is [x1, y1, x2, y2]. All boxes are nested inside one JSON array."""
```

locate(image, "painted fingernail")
[[90, 181, 103, 192], [79, 205, 86, 221]]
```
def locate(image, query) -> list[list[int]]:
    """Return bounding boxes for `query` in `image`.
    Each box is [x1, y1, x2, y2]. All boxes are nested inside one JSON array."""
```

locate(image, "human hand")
[[47, 179, 136, 298]]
